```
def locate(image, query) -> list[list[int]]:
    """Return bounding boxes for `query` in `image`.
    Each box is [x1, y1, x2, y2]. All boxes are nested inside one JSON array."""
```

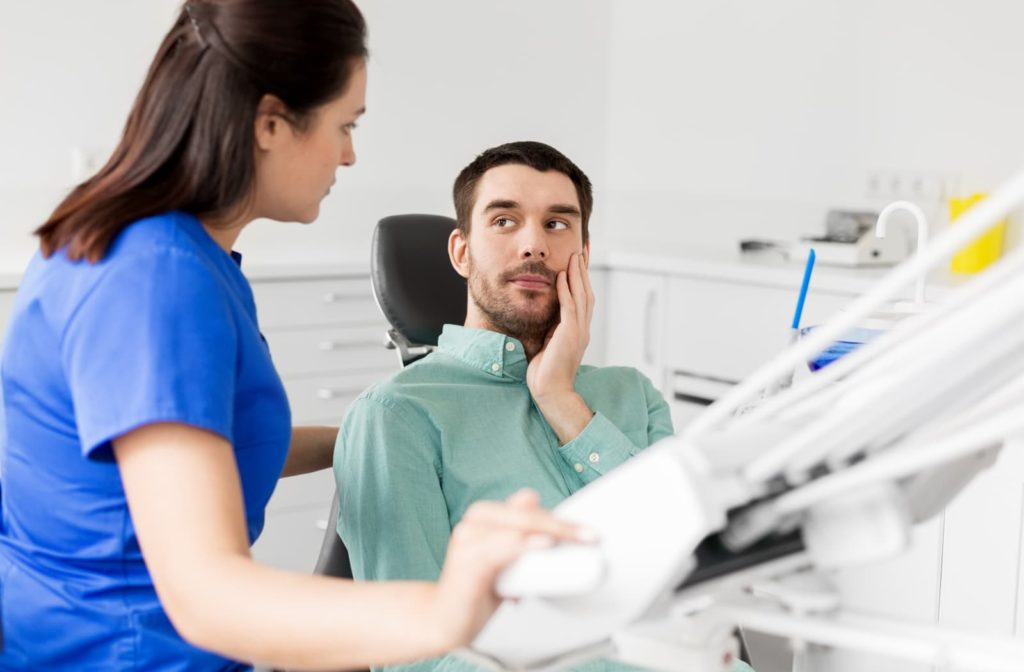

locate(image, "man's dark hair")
[[37, 0, 367, 262], [452, 141, 593, 244]]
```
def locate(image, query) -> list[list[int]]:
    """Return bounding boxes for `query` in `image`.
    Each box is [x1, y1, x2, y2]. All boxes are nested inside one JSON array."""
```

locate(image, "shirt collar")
[[437, 324, 528, 381]]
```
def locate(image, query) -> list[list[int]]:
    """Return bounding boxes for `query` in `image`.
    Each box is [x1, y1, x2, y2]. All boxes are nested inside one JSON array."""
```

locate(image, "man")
[[334, 141, 678, 671]]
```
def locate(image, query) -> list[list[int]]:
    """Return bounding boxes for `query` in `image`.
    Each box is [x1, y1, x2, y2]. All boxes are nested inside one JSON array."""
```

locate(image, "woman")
[[0, 1, 583, 669]]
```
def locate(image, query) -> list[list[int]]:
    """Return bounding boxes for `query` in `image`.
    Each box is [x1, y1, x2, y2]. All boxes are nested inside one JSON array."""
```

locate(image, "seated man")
[[335, 141, 748, 671]]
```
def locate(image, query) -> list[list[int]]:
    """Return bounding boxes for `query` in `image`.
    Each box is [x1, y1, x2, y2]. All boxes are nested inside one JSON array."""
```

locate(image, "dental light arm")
[[467, 167, 1024, 671]]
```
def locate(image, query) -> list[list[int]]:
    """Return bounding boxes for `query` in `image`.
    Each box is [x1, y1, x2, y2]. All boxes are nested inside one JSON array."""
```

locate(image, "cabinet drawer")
[[284, 370, 391, 424], [252, 504, 331, 573], [266, 325, 398, 377], [267, 466, 337, 513], [252, 277, 379, 329]]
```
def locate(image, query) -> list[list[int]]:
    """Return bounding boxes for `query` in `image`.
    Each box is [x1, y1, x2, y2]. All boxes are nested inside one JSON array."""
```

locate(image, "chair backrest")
[[313, 214, 466, 579], [371, 214, 466, 365]]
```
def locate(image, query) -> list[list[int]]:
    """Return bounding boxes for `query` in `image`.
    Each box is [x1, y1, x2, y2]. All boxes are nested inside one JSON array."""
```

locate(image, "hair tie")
[[184, 2, 208, 50]]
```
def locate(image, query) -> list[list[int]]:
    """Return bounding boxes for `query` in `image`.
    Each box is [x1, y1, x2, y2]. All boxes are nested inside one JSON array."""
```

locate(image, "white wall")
[[5, 1, 1024, 268], [0, 0, 612, 270], [603, 0, 1024, 252], [0, 0, 182, 269]]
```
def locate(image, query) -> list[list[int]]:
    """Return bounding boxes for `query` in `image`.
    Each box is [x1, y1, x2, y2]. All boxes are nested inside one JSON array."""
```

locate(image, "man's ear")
[[253, 94, 292, 152], [448, 228, 470, 279]]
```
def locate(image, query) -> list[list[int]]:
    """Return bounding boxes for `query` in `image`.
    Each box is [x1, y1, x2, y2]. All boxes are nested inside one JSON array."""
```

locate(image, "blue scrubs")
[[0, 212, 292, 670]]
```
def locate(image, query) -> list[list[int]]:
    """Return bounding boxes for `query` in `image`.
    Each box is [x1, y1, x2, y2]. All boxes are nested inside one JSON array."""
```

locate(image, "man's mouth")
[[508, 274, 552, 291]]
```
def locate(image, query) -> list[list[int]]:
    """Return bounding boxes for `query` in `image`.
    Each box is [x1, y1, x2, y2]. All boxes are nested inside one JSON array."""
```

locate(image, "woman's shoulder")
[[107, 211, 211, 262]]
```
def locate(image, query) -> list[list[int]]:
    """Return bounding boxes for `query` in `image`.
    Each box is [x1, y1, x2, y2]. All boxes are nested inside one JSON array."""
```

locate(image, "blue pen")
[[791, 248, 816, 333], [762, 249, 817, 397]]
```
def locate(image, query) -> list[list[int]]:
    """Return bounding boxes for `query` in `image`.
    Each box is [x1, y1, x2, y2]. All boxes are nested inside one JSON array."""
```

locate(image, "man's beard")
[[467, 258, 559, 345]]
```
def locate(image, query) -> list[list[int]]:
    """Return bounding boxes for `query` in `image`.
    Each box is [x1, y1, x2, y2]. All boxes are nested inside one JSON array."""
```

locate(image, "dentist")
[[0, 1, 582, 670]]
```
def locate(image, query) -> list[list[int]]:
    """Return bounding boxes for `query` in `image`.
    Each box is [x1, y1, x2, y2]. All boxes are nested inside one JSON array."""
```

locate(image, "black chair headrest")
[[371, 214, 467, 348]]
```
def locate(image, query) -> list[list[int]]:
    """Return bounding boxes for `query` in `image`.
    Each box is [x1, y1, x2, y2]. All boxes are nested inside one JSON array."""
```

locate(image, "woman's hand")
[[430, 489, 590, 650]]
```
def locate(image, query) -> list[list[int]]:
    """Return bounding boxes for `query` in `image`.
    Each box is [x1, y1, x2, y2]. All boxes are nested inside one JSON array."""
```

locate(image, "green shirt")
[[335, 325, 742, 671]]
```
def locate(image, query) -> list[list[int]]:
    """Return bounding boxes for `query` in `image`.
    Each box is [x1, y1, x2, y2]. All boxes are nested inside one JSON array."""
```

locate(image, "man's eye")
[[547, 220, 569, 230], [495, 217, 514, 228]]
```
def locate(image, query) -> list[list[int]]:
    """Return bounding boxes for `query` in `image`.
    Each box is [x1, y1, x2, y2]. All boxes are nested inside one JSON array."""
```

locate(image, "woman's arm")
[[281, 425, 338, 477], [113, 422, 579, 671]]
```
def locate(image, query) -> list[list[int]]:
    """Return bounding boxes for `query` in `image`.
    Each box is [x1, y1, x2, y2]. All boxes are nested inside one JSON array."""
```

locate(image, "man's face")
[[450, 163, 588, 342]]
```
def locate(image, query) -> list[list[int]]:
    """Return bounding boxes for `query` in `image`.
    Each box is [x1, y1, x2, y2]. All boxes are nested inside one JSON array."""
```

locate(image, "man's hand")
[[526, 253, 596, 443]]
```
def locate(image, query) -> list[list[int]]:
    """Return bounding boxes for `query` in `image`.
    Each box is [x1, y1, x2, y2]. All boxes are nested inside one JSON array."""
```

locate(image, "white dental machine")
[[463, 169, 1024, 672]]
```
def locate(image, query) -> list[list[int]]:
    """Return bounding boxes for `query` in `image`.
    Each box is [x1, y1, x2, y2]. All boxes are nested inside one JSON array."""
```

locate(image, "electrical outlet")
[[70, 146, 109, 182], [866, 170, 958, 204]]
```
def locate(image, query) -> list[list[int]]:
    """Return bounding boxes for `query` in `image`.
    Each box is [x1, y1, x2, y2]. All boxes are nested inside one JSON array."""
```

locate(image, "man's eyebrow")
[[483, 199, 520, 212], [548, 204, 582, 217]]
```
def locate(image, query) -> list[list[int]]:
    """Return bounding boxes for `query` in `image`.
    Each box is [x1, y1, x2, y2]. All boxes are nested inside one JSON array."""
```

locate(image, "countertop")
[[593, 242, 966, 297], [0, 259, 371, 291], [0, 244, 973, 297]]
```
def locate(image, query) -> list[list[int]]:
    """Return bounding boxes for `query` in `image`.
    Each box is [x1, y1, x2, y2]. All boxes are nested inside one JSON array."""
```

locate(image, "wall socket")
[[866, 170, 959, 204]]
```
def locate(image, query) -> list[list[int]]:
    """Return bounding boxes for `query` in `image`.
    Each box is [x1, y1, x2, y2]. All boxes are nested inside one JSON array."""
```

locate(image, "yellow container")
[[949, 193, 1007, 274]]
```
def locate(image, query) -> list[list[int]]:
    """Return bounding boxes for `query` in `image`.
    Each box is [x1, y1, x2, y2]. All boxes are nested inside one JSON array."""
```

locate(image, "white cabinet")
[[603, 270, 668, 386], [664, 277, 853, 383], [602, 255, 1024, 671], [250, 272, 398, 573], [583, 266, 608, 367]]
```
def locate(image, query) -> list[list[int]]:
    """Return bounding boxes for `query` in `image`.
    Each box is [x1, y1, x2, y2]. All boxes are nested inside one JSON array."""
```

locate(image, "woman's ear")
[[253, 94, 292, 152], [448, 228, 470, 279]]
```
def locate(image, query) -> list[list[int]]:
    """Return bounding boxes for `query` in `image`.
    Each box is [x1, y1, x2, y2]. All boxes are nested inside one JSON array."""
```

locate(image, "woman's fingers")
[[462, 492, 594, 543]]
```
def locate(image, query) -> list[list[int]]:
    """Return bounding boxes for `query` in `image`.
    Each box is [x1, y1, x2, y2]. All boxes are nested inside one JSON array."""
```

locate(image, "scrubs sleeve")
[[61, 249, 237, 459], [558, 370, 674, 485]]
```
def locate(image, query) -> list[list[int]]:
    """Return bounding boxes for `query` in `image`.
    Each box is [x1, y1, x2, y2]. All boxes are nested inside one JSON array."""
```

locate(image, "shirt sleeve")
[[557, 370, 674, 485], [334, 393, 451, 582], [61, 249, 237, 459], [336, 393, 475, 672]]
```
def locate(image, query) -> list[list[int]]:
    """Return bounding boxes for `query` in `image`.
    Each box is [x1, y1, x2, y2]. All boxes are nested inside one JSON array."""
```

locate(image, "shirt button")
[[490, 362, 501, 372], [588, 452, 600, 464], [574, 463, 584, 473], [505, 342, 516, 352]]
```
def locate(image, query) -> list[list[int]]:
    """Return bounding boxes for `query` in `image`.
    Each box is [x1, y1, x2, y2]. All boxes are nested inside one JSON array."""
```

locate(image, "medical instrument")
[[794, 209, 908, 267]]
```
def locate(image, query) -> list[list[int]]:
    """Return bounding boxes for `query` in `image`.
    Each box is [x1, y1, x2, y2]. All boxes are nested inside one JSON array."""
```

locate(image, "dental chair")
[[313, 214, 464, 579]]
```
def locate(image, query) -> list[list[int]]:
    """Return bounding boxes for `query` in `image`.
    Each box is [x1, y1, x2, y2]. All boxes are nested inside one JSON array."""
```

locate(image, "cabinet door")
[[604, 270, 668, 386], [665, 277, 852, 382], [584, 267, 608, 367], [938, 438, 1024, 636]]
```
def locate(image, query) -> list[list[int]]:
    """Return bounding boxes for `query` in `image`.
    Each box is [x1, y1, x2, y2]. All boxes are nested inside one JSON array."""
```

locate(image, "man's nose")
[[519, 224, 548, 259]]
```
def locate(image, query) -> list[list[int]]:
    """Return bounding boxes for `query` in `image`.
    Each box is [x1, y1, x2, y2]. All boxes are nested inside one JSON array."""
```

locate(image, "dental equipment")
[[465, 168, 1024, 672]]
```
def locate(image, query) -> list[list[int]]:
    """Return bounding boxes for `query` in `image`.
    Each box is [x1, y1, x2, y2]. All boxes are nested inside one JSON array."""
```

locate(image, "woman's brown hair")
[[36, 0, 367, 262]]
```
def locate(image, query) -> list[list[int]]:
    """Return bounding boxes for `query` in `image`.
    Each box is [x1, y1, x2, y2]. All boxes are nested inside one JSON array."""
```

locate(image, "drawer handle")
[[315, 519, 328, 531], [318, 340, 340, 351], [644, 289, 657, 366], [321, 291, 359, 304], [316, 386, 361, 400]]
